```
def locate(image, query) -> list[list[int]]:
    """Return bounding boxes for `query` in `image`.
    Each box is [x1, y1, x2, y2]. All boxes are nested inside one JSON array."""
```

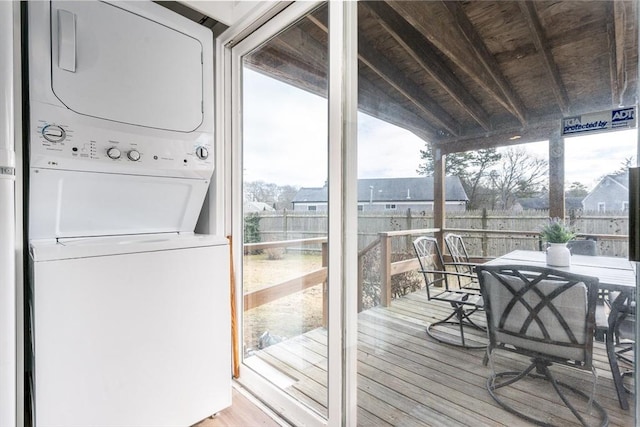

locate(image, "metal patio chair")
[[601, 290, 635, 410], [476, 264, 608, 427], [567, 239, 598, 256], [412, 236, 485, 349], [444, 233, 481, 290]]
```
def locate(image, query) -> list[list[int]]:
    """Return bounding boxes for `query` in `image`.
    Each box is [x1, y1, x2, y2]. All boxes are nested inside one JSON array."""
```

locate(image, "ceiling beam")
[[307, 14, 460, 136], [518, 1, 570, 114], [364, 1, 492, 131], [357, 38, 460, 137], [607, 1, 630, 107], [435, 117, 560, 155], [386, 0, 529, 126]]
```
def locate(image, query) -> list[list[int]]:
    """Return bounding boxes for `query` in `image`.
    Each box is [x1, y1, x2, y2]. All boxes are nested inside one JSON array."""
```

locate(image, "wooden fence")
[[251, 209, 630, 258]]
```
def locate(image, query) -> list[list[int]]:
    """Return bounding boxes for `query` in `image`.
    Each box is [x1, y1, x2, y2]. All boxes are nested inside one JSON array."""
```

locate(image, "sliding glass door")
[[224, 2, 357, 425]]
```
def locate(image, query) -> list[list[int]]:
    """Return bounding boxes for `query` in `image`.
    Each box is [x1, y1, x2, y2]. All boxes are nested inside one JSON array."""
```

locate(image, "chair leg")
[[487, 358, 609, 427], [606, 320, 630, 410], [425, 303, 486, 349]]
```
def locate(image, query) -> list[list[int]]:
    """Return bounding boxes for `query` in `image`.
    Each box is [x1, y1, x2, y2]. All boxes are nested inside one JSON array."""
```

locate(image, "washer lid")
[[30, 233, 228, 261], [50, 1, 205, 132]]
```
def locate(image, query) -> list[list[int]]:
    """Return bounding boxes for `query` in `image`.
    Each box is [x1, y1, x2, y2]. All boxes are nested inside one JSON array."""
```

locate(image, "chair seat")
[[430, 288, 483, 306]]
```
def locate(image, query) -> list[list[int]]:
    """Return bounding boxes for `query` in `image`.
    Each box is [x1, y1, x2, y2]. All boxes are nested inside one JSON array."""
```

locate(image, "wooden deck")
[[249, 290, 635, 426]]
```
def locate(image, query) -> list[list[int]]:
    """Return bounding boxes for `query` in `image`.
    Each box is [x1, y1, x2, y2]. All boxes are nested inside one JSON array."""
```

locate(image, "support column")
[[549, 132, 565, 219]]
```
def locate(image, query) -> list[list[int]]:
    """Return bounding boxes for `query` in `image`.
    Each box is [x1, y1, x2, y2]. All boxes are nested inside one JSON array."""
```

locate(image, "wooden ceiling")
[[244, 1, 638, 154]]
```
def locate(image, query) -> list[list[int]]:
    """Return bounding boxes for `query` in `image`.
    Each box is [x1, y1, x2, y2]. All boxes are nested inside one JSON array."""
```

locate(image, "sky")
[[243, 69, 637, 190]]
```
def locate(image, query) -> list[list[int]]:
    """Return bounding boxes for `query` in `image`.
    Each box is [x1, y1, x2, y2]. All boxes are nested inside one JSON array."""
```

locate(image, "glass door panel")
[[240, 3, 329, 419]]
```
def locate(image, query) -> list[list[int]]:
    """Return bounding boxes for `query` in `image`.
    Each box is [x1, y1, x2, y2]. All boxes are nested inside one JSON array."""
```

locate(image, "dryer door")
[[50, 1, 204, 132]]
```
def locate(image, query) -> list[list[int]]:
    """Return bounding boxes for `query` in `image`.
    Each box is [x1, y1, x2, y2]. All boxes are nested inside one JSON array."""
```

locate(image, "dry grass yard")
[[242, 253, 324, 354]]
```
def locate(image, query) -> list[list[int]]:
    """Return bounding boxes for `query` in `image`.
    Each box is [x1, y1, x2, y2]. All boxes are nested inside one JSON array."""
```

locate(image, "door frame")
[[216, 1, 358, 425]]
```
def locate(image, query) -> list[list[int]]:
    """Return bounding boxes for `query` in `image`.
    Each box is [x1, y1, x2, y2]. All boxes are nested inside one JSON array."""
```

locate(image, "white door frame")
[[217, 1, 358, 425]]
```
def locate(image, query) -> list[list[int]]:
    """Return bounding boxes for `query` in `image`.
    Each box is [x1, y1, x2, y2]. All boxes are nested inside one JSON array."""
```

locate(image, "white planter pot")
[[546, 243, 571, 267]]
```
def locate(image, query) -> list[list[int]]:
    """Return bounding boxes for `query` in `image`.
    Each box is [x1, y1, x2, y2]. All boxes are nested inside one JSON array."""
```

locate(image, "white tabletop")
[[484, 250, 637, 292]]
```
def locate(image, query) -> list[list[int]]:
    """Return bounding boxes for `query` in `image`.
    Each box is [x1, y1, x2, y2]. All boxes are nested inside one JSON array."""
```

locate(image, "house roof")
[[292, 176, 468, 204], [244, 1, 638, 154], [244, 201, 275, 213], [517, 196, 584, 210]]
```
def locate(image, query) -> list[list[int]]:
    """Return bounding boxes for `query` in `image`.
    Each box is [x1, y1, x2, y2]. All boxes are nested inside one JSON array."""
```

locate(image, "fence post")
[[282, 209, 288, 241], [481, 208, 488, 257], [406, 208, 413, 254], [380, 233, 392, 306]]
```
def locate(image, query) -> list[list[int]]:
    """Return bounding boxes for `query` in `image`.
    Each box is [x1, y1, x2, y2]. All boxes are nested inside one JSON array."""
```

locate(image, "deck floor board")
[[248, 290, 635, 426]]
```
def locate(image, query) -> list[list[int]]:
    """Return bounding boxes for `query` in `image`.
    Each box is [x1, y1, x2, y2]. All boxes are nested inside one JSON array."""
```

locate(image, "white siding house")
[[291, 177, 468, 212]]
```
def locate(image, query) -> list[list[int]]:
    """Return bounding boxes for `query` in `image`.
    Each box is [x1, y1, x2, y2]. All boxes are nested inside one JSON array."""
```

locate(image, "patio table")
[[484, 250, 637, 410]]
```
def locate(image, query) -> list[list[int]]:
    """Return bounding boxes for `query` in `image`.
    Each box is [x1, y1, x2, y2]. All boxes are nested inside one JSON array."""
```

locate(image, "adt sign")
[[561, 106, 637, 136], [612, 107, 635, 127]]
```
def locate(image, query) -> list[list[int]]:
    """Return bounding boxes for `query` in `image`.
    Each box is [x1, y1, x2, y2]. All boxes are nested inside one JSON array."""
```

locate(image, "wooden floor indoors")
[[245, 290, 635, 426], [194, 385, 287, 427]]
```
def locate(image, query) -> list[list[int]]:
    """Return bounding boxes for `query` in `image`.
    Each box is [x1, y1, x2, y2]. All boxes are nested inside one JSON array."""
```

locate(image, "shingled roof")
[[292, 177, 468, 203]]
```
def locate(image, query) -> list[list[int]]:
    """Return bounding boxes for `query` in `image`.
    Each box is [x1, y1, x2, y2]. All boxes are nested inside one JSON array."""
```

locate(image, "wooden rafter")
[[256, 31, 438, 142], [307, 14, 460, 136], [437, 0, 528, 125], [364, 1, 491, 131], [436, 117, 560, 154], [357, 38, 460, 137], [607, 1, 629, 106], [518, 1, 570, 114]]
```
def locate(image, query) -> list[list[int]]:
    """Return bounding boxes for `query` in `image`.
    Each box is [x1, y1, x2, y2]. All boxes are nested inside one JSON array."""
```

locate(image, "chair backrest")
[[444, 233, 473, 274], [567, 239, 598, 256], [476, 264, 599, 367], [412, 236, 450, 296]]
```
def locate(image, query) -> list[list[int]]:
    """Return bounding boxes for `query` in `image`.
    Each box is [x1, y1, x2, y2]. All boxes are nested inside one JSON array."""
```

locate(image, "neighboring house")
[[514, 196, 584, 212], [244, 201, 276, 213], [291, 177, 468, 212], [582, 171, 629, 212]]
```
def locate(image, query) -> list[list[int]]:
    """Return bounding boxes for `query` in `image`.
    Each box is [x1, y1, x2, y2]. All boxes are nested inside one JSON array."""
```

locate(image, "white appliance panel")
[[31, 238, 231, 427], [51, 0, 204, 132], [28, 0, 215, 239], [29, 168, 210, 239], [29, 107, 214, 179]]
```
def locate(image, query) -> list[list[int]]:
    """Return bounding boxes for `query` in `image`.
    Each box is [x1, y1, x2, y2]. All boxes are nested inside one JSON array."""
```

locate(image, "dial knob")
[[127, 150, 141, 161], [42, 124, 66, 143], [195, 146, 209, 160], [107, 147, 121, 160]]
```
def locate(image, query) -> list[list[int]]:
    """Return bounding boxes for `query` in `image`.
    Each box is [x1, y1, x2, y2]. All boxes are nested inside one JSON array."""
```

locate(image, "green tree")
[[566, 182, 588, 197], [417, 145, 501, 209]]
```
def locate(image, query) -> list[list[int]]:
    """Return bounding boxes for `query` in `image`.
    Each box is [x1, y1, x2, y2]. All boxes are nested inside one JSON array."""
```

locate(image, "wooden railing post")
[[321, 241, 328, 327], [380, 233, 392, 307]]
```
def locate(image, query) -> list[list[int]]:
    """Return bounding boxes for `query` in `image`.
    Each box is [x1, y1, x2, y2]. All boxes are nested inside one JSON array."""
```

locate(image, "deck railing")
[[243, 229, 630, 319]]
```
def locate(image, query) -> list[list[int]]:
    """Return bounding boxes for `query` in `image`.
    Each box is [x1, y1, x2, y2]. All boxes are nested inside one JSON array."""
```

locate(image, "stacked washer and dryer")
[[27, 2, 230, 426]]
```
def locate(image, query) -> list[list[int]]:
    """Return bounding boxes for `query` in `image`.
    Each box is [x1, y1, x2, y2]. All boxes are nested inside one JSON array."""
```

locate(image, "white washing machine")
[[30, 234, 230, 427], [26, 1, 231, 425]]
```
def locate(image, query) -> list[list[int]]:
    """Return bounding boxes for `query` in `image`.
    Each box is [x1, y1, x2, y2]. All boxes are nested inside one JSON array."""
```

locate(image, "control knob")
[[195, 146, 209, 160], [106, 147, 121, 160], [127, 150, 141, 162], [42, 124, 66, 143]]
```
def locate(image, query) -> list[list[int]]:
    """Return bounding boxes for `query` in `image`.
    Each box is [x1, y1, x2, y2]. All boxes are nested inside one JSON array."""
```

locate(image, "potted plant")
[[540, 218, 575, 267]]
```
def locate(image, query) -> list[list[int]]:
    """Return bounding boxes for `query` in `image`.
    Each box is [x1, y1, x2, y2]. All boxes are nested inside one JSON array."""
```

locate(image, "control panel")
[[30, 115, 214, 180]]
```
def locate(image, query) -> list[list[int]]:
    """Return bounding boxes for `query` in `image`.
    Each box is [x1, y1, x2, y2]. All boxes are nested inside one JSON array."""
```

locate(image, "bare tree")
[[490, 148, 548, 209], [244, 180, 299, 209]]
